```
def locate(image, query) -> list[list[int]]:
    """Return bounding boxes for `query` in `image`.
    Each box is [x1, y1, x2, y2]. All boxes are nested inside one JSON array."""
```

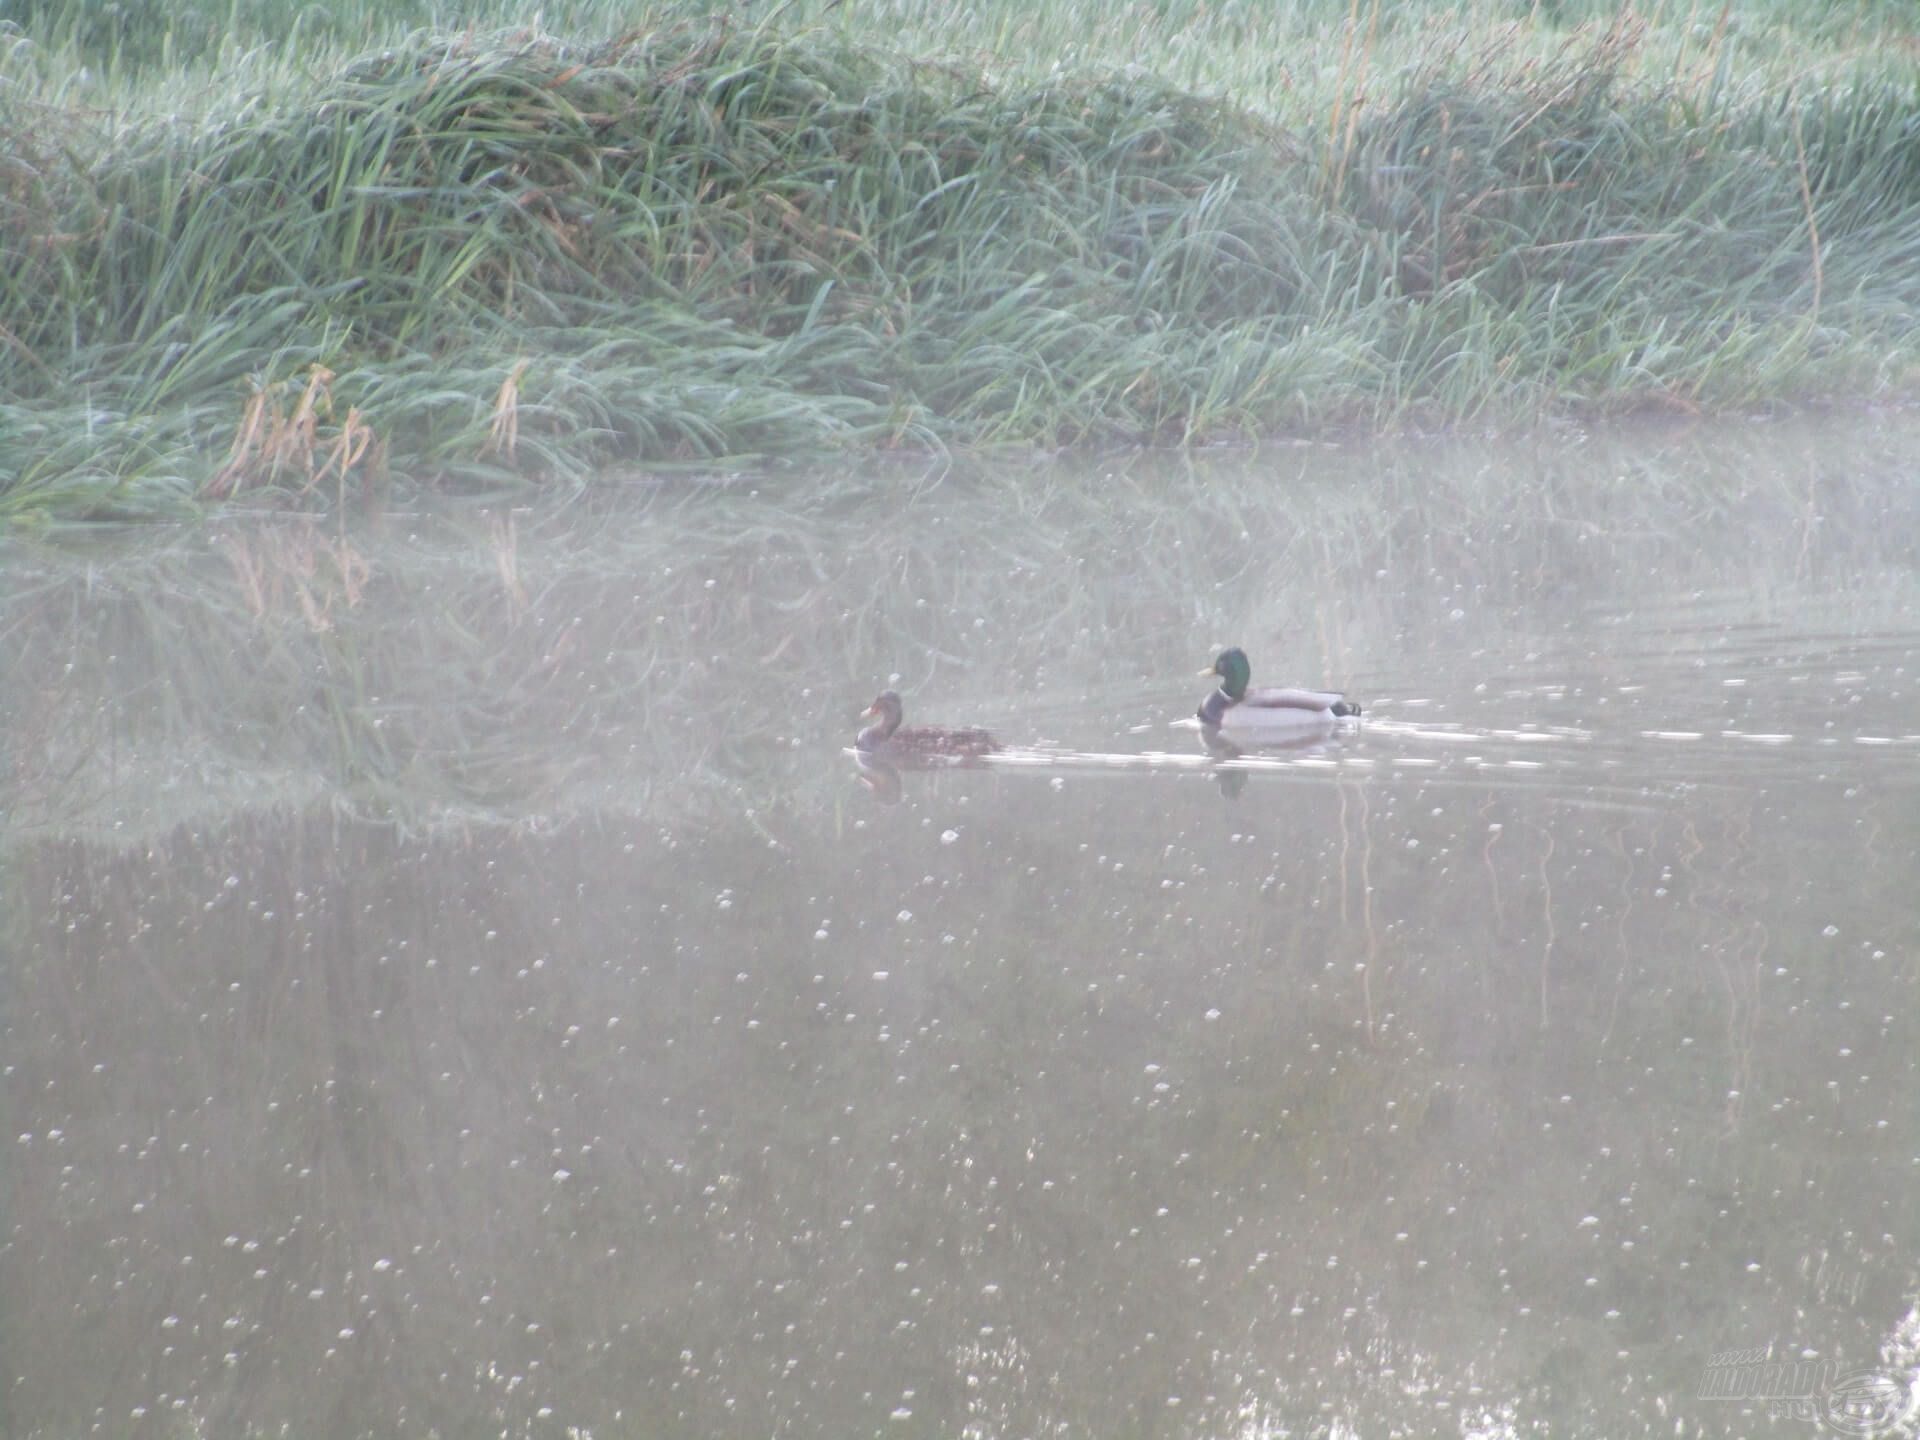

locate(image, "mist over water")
[[5, 415, 1919, 1438]]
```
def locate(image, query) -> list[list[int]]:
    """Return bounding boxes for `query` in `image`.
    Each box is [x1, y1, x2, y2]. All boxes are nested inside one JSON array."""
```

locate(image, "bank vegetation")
[[3, 0, 1918, 518]]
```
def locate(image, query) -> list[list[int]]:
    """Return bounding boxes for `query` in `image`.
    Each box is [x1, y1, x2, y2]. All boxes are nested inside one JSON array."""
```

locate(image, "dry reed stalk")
[[482, 359, 530, 461], [210, 366, 382, 499]]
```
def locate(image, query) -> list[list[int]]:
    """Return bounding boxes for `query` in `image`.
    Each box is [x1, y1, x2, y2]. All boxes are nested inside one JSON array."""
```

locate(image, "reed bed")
[[3, 0, 1919, 518]]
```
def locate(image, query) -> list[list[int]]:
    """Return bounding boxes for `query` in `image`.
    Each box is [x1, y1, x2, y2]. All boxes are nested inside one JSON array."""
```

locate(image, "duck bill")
[[1197, 665, 1218, 677]]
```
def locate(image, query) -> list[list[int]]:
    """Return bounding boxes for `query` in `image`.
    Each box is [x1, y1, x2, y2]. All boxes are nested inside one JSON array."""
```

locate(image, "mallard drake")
[[1197, 647, 1361, 733], [856, 691, 1000, 758]]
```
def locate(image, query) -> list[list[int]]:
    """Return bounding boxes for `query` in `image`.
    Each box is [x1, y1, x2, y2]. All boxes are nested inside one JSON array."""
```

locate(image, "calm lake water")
[[5, 416, 1919, 1439]]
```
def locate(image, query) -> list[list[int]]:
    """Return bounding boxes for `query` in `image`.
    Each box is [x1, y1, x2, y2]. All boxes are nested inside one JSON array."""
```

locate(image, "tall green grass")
[[3, 2, 1919, 518]]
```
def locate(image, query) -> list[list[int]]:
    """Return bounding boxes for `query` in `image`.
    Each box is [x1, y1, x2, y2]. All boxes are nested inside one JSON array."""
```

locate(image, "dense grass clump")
[[2, 5, 1920, 517]]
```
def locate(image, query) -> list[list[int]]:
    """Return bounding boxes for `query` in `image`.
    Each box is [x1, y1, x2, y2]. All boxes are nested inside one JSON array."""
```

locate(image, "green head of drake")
[[1207, 647, 1252, 701]]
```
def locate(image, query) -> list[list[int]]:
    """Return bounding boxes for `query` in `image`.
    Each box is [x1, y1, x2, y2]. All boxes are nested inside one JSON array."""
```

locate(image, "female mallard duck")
[[856, 691, 1000, 758], [1198, 647, 1361, 733]]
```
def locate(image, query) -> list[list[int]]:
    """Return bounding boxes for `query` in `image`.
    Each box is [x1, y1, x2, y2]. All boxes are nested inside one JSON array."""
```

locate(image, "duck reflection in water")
[[1200, 722, 1349, 799]]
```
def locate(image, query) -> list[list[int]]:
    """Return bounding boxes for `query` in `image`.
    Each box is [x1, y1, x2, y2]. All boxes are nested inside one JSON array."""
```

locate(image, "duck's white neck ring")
[[1197, 687, 1234, 727]]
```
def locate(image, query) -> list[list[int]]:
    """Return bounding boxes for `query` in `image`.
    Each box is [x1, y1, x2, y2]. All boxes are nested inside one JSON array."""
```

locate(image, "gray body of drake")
[[1197, 685, 1361, 728]]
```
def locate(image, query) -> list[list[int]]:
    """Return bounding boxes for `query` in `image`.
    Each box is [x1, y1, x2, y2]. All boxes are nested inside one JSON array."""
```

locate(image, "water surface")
[[5, 416, 1919, 1438]]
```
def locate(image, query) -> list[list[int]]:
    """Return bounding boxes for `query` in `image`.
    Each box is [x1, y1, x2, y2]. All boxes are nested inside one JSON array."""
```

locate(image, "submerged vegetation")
[[3, 0, 1920, 517]]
